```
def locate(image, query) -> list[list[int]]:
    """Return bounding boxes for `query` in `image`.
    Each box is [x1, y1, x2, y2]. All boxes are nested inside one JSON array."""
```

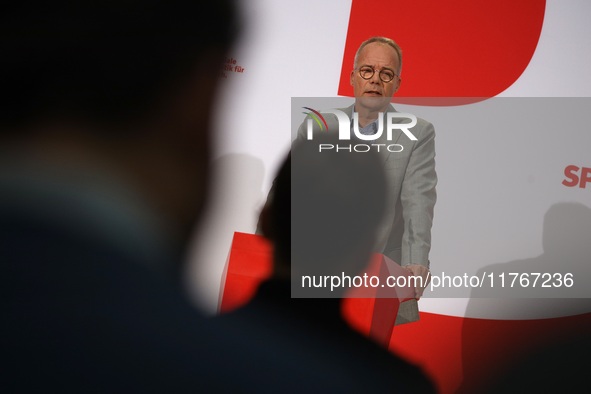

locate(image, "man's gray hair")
[[353, 36, 403, 76]]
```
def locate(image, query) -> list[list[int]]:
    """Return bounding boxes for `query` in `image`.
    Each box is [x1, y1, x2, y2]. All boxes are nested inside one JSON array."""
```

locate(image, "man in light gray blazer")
[[261, 36, 436, 325]]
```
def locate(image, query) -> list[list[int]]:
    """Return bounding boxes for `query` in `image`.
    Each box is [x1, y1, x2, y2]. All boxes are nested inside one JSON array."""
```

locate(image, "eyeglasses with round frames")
[[356, 66, 398, 83]]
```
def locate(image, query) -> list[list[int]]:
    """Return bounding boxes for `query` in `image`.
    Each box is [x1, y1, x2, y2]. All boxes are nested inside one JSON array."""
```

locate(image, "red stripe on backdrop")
[[339, 0, 546, 100]]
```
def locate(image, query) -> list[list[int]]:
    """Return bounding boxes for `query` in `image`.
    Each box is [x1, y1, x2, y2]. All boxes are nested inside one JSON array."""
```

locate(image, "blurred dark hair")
[[0, 1, 240, 132], [270, 150, 292, 264], [270, 134, 387, 275]]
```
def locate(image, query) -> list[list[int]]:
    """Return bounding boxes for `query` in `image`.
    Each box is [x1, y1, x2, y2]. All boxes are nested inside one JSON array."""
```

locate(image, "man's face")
[[350, 42, 401, 113]]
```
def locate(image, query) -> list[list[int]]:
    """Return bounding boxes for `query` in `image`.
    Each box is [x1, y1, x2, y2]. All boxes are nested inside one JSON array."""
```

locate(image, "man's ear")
[[350, 69, 355, 86]]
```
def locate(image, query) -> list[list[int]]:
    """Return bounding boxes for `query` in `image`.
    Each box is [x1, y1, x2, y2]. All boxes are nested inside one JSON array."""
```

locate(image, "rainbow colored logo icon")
[[302, 107, 329, 131]]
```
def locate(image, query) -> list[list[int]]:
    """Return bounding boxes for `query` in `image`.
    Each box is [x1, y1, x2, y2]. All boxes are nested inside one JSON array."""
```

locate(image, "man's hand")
[[404, 264, 431, 300]]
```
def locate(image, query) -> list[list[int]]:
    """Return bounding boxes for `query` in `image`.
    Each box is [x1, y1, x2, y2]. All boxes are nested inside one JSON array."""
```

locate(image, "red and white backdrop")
[[184, 1, 591, 393]]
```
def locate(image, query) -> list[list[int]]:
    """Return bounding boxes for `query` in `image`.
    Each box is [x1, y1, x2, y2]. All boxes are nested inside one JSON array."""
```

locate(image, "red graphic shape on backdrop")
[[339, 0, 546, 102]]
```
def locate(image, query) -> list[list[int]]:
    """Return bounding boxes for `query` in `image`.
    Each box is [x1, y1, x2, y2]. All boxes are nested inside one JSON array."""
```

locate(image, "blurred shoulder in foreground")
[[216, 134, 437, 393], [0, 1, 282, 392]]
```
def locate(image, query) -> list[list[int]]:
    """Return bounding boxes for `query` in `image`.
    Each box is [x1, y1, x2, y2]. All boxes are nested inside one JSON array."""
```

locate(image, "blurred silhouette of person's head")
[[0, 1, 240, 275], [0, 2, 256, 392], [228, 134, 437, 393], [259, 134, 387, 298]]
